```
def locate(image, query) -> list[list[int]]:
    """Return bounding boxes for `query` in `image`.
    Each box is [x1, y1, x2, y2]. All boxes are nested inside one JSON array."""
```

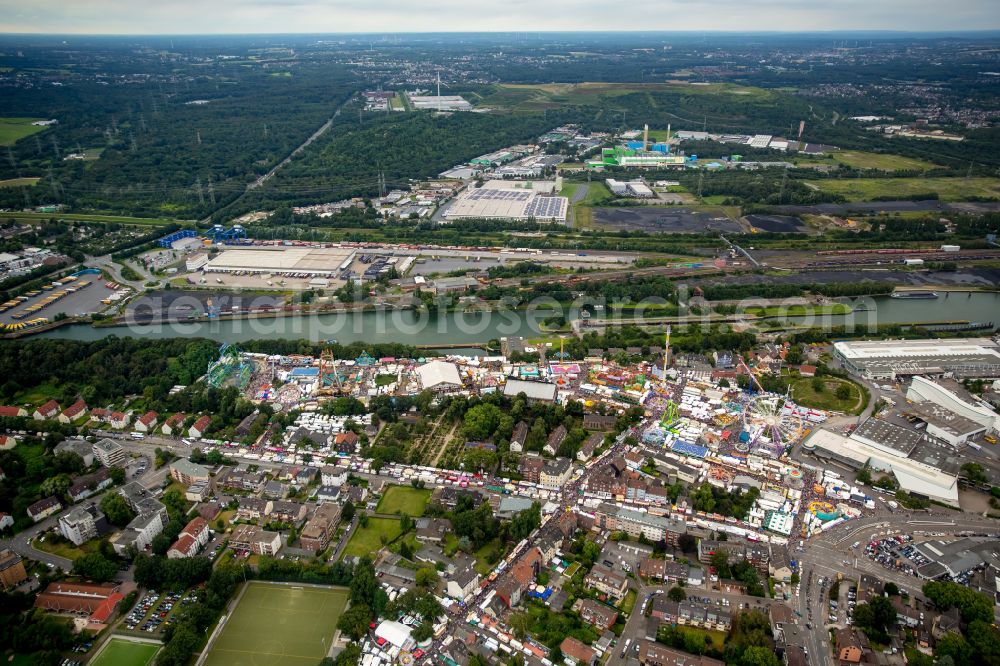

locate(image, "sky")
[[1, 0, 998, 34]]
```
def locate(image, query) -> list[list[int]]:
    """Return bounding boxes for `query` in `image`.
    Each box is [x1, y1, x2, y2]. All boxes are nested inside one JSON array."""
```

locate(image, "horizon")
[[2, 1, 999, 36]]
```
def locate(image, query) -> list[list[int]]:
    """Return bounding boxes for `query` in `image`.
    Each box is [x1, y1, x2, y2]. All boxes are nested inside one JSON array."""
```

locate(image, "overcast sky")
[[1, 0, 998, 34]]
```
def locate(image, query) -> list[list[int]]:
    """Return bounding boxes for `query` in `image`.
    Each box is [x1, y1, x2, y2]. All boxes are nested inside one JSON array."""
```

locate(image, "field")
[[831, 151, 938, 172], [376, 485, 431, 517], [790, 376, 866, 414], [746, 304, 853, 317], [0, 177, 40, 188], [90, 638, 159, 666], [805, 177, 1000, 202], [340, 517, 403, 558], [204, 582, 348, 666], [0, 118, 48, 146]]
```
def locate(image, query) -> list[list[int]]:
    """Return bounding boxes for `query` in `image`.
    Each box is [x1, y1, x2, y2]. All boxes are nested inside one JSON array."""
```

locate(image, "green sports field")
[[91, 638, 159, 666], [204, 582, 349, 666]]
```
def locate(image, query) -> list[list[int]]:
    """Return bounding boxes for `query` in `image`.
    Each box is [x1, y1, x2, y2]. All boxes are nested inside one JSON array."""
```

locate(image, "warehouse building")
[[833, 338, 1000, 379], [203, 246, 356, 277], [443, 181, 568, 223], [606, 179, 654, 198]]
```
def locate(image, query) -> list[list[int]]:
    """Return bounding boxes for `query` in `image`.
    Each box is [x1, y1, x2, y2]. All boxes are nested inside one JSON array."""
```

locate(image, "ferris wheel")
[[741, 393, 804, 458]]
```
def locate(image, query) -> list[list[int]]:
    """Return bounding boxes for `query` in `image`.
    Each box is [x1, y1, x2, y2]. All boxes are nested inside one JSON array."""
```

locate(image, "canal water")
[[34, 292, 1000, 345]]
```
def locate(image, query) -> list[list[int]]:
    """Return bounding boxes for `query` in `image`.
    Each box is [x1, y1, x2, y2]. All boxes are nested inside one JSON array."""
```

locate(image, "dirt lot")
[[593, 207, 742, 233], [124, 290, 286, 322], [744, 214, 807, 233]]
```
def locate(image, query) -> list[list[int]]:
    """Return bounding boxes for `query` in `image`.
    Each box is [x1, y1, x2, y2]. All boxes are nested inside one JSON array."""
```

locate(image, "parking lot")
[[122, 589, 198, 635], [864, 534, 920, 576], [0, 278, 123, 325]]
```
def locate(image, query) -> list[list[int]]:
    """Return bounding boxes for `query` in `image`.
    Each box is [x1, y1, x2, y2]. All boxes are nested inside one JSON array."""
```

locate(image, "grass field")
[[204, 582, 348, 666], [0, 118, 48, 146], [91, 638, 159, 666], [0, 177, 40, 188], [805, 177, 1000, 202], [831, 151, 938, 172], [376, 485, 431, 517], [790, 376, 866, 414], [341, 517, 402, 558], [572, 181, 612, 228], [746, 304, 853, 317]]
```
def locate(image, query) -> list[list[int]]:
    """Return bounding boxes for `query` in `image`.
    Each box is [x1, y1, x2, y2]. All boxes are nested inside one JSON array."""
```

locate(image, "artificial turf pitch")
[[203, 582, 349, 666]]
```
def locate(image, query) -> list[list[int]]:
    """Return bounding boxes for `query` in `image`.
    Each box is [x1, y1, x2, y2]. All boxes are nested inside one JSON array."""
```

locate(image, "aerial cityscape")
[[0, 11, 999, 666]]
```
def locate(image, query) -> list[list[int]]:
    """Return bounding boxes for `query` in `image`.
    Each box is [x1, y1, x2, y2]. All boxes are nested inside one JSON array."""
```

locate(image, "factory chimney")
[[666, 123, 672, 153], [643, 124, 649, 152]]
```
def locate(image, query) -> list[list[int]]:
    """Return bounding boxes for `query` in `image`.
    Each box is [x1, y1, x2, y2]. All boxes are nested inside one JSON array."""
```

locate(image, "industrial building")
[[906, 375, 1000, 434], [408, 95, 472, 111], [833, 338, 1000, 379], [606, 179, 655, 198], [203, 246, 356, 277], [802, 426, 960, 506], [443, 181, 568, 223]]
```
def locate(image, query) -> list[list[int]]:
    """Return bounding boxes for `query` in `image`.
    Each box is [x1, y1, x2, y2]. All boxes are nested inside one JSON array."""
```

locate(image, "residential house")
[[584, 564, 628, 601], [229, 524, 281, 556], [519, 455, 545, 484], [299, 503, 341, 553], [577, 432, 603, 462], [446, 565, 480, 602], [169, 458, 210, 485], [161, 413, 186, 436], [188, 415, 212, 439], [638, 640, 724, 666], [769, 545, 794, 583], [334, 432, 359, 454], [236, 497, 268, 521], [560, 637, 596, 666], [67, 468, 113, 503], [135, 411, 158, 433], [58, 504, 106, 545], [650, 598, 732, 631], [33, 399, 60, 421], [321, 465, 348, 487], [27, 496, 61, 522], [0, 406, 26, 418], [167, 517, 210, 559], [836, 628, 865, 664], [54, 439, 95, 467], [185, 480, 211, 502], [539, 457, 573, 490], [543, 425, 567, 456], [58, 399, 87, 424], [108, 411, 130, 430], [0, 435, 16, 450], [0, 513, 13, 531], [92, 439, 125, 468], [510, 421, 528, 453], [0, 549, 27, 590], [578, 599, 619, 630], [268, 500, 307, 524]]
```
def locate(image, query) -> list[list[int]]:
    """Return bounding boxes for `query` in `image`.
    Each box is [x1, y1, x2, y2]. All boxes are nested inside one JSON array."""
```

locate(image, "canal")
[[34, 292, 999, 345]]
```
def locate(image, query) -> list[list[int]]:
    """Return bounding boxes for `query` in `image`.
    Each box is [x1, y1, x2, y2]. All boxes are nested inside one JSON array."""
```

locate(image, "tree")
[[835, 384, 851, 401], [678, 533, 698, 555], [935, 634, 972, 665], [811, 377, 825, 393], [739, 646, 781, 666], [342, 501, 356, 522], [462, 403, 504, 441], [100, 492, 135, 528], [109, 466, 126, 485], [415, 566, 438, 588], [336, 603, 371, 640], [73, 552, 118, 582], [883, 582, 899, 596], [668, 586, 687, 602], [961, 463, 988, 486]]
